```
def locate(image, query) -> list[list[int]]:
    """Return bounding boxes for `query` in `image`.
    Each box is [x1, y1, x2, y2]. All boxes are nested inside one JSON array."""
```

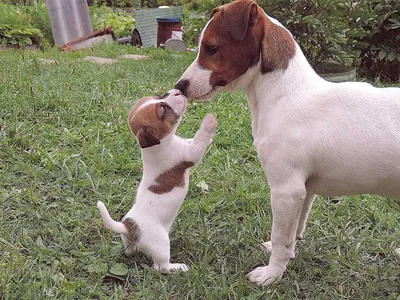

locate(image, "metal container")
[[46, 0, 93, 46]]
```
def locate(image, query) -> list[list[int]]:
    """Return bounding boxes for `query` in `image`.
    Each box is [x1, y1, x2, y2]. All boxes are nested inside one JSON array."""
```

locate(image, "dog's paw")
[[154, 263, 189, 274], [259, 241, 272, 253], [124, 245, 137, 256], [247, 265, 283, 286], [395, 248, 400, 259], [168, 263, 189, 272], [201, 113, 218, 134]]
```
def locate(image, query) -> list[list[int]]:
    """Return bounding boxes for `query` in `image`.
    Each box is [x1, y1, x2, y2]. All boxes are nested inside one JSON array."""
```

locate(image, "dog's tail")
[[97, 201, 128, 235]]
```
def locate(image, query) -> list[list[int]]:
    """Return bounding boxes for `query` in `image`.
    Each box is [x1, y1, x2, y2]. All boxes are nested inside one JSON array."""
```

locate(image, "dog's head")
[[128, 89, 187, 148], [175, 0, 296, 100]]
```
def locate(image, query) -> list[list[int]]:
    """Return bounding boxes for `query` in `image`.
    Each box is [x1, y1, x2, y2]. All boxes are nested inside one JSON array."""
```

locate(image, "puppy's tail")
[[97, 201, 128, 235]]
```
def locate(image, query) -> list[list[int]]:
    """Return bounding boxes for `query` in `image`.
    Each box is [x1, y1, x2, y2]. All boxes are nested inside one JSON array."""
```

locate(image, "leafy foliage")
[[355, 0, 400, 81], [0, 24, 42, 46], [0, 3, 45, 47], [257, 0, 374, 72], [90, 5, 136, 37]]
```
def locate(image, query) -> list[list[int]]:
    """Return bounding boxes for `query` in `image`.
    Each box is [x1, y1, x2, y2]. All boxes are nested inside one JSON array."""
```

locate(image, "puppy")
[[97, 89, 217, 273]]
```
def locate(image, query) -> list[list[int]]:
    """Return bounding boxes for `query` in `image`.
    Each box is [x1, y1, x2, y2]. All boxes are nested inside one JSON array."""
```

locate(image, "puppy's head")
[[128, 89, 187, 149]]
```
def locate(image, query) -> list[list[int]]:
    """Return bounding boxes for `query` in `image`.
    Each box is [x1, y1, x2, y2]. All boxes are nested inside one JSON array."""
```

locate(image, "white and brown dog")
[[175, 0, 400, 286], [97, 89, 217, 273]]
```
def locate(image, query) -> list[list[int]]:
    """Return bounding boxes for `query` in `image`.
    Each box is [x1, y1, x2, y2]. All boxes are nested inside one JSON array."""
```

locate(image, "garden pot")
[[315, 62, 357, 82], [320, 68, 357, 82]]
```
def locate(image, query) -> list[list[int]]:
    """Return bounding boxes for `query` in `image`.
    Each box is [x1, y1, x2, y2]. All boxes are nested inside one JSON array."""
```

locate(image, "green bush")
[[90, 5, 136, 37], [0, 3, 47, 47], [87, 0, 147, 8], [355, 0, 400, 81], [258, 0, 375, 72]]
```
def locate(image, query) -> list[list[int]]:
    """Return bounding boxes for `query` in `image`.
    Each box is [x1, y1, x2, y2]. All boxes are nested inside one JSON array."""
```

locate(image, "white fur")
[[98, 90, 217, 274], [177, 12, 400, 286]]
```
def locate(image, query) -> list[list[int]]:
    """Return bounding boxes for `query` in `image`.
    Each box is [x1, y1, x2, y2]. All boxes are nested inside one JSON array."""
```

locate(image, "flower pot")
[[320, 68, 357, 82], [315, 62, 357, 83]]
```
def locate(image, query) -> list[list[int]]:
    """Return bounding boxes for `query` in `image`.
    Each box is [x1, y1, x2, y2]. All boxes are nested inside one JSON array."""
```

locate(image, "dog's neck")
[[238, 17, 324, 108], [140, 136, 177, 172]]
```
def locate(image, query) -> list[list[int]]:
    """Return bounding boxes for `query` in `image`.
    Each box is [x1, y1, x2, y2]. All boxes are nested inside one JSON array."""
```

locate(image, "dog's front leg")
[[185, 114, 217, 164], [248, 176, 306, 286]]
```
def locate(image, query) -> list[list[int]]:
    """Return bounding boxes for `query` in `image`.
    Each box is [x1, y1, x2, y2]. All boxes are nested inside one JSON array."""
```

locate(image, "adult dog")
[[175, 0, 400, 286]]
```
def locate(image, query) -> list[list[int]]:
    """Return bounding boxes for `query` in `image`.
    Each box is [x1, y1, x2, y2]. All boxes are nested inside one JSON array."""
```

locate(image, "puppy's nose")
[[174, 80, 189, 96]]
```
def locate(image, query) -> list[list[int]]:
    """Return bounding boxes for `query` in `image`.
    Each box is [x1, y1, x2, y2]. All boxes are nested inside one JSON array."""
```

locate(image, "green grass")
[[0, 44, 399, 299]]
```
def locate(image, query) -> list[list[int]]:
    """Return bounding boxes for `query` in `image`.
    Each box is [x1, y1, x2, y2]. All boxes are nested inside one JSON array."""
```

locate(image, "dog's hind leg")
[[142, 230, 189, 274], [296, 193, 316, 240], [121, 234, 137, 256]]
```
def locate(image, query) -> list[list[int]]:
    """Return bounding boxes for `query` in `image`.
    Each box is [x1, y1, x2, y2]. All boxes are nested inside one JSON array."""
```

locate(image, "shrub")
[[258, 0, 374, 73], [355, 0, 400, 81], [0, 3, 47, 47], [87, 0, 148, 8], [90, 5, 136, 37]]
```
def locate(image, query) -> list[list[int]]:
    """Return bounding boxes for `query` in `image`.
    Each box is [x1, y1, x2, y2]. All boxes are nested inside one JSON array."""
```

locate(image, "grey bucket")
[[46, 0, 93, 46], [320, 68, 357, 83]]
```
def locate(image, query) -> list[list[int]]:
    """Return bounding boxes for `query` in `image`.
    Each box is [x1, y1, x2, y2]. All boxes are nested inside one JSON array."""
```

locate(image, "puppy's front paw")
[[247, 265, 283, 286], [201, 113, 218, 134]]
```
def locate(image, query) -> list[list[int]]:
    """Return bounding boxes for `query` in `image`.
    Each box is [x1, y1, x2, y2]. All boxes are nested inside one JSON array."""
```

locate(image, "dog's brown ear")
[[260, 19, 296, 73], [222, 0, 259, 41], [137, 125, 160, 148], [209, 7, 220, 19]]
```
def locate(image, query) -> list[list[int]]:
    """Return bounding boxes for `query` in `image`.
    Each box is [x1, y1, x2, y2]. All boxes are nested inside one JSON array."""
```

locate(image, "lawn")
[[0, 44, 399, 299]]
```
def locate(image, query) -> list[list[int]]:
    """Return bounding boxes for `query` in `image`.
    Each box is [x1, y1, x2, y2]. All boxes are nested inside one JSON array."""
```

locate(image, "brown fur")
[[123, 217, 141, 243], [260, 14, 296, 73], [148, 161, 194, 194], [198, 0, 296, 87], [128, 97, 179, 148]]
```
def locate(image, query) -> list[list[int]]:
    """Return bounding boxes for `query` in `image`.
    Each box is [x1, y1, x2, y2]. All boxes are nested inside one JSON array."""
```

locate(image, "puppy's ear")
[[222, 0, 259, 41], [137, 125, 160, 148]]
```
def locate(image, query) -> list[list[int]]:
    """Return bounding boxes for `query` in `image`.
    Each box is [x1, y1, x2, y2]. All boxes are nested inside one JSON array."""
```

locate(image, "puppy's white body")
[[98, 90, 217, 273], [175, 0, 400, 286]]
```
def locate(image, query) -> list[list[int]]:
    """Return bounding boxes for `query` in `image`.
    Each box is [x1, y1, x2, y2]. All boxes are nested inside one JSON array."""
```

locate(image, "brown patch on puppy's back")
[[149, 161, 194, 194]]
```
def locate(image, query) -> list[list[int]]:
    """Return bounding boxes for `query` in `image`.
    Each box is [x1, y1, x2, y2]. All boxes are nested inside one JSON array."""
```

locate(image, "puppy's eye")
[[206, 45, 218, 55], [160, 105, 166, 115]]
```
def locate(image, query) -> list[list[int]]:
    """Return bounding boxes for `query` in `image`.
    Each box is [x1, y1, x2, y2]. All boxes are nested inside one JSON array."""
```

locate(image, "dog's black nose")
[[174, 80, 189, 97]]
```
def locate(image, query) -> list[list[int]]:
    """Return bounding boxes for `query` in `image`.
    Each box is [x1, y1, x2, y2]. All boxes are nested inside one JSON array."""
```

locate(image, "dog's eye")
[[206, 45, 218, 55]]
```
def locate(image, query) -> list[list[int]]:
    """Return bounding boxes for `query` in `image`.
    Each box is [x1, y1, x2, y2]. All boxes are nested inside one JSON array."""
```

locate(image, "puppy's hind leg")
[[142, 230, 189, 274], [121, 234, 137, 256]]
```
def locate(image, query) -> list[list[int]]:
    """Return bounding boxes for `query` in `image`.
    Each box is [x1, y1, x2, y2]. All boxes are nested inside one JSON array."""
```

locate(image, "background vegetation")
[[0, 0, 399, 81]]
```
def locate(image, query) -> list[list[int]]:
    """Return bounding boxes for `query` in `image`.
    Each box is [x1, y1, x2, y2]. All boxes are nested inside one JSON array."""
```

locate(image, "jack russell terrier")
[[175, 0, 400, 286], [97, 89, 217, 273]]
